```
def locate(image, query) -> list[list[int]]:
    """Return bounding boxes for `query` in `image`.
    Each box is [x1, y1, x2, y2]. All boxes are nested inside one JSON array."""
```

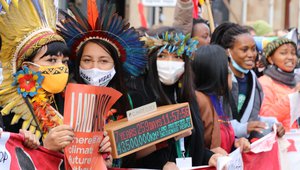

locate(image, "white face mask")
[[79, 67, 116, 86], [156, 60, 185, 85]]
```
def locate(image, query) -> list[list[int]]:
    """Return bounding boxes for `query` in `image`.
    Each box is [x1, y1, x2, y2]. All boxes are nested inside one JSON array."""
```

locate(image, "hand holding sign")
[[63, 83, 122, 170], [43, 125, 74, 152]]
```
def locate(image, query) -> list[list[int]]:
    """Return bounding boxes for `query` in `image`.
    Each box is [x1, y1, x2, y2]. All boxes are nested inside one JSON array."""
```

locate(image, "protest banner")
[[0, 132, 63, 169], [105, 103, 193, 158], [64, 83, 122, 170], [284, 131, 300, 170]]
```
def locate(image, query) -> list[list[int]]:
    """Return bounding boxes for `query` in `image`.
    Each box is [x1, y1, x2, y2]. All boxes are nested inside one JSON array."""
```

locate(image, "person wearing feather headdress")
[[0, 0, 74, 152], [58, 0, 147, 167], [124, 32, 222, 169]]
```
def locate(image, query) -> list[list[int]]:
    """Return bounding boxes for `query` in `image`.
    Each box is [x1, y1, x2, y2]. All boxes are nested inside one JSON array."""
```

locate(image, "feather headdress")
[[141, 32, 199, 58], [58, 0, 147, 77], [0, 0, 64, 138]]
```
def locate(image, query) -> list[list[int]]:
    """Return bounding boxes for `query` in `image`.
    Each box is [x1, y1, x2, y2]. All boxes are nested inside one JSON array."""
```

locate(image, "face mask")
[[79, 67, 116, 86], [156, 60, 185, 85], [228, 50, 249, 74], [25, 62, 69, 94]]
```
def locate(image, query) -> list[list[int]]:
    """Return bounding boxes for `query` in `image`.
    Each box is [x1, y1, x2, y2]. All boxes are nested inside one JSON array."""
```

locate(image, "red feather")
[[87, 0, 99, 29]]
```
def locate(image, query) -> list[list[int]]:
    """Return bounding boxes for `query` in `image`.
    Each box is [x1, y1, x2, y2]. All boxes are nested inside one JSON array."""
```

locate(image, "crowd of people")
[[0, 0, 299, 169]]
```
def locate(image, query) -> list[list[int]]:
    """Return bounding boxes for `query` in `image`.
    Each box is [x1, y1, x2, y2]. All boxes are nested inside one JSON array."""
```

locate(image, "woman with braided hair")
[[211, 22, 285, 139]]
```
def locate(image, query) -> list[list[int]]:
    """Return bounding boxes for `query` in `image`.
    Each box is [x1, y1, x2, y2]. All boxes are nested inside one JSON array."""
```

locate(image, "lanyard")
[[176, 138, 188, 158]]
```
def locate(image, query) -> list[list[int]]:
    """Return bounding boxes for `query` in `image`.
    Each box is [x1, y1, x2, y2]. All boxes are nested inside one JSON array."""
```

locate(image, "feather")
[[58, 0, 147, 77], [0, 0, 9, 12], [29, 125, 36, 134], [22, 118, 33, 130], [87, 0, 98, 29], [68, 3, 91, 31], [31, 0, 47, 26]]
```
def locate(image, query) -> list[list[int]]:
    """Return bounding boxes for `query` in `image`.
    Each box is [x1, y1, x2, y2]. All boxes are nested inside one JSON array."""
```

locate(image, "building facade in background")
[[61, 0, 299, 31]]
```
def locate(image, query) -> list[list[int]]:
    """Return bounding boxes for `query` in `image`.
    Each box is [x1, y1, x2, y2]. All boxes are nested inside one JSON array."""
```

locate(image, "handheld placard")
[[105, 103, 193, 158], [63, 83, 122, 170]]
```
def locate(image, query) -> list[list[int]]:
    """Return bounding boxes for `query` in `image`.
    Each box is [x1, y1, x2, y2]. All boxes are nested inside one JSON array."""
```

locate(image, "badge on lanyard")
[[176, 138, 192, 168]]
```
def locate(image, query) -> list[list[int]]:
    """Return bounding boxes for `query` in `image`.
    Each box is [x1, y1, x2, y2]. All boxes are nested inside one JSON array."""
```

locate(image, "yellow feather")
[[22, 118, 33, 130], [0, 0, 9, 12], [11, 113, 22, 125], [1, 99, 20, 115], [29, 125, 36, 134], [36, 130, 42, 140]]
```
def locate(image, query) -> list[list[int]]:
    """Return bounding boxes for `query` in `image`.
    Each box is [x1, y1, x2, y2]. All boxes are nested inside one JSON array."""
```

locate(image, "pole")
[[269, 0, 274, 28], [205, 0, 215, 32], [242, 0, 247, 25]]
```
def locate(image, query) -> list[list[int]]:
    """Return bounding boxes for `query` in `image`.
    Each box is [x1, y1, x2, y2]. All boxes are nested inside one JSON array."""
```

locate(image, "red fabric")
[[219, 123, 235, 153], [287, 139, 297, 152], [1, 132, 63, 170], [138, 2, 147, 28], [193, 0, 199, 18], [242, 141, 280, 170]]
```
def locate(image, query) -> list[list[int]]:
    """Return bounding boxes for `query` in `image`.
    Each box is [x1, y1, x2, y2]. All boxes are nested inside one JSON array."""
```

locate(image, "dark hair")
[[210, 22, 249, 49], [243, 25, 255, 33], [145, 45, 206, 166], [74, 39, 131, 116], [24, 41, 69, 62], [192, 45, 229, 101], [136, 27, 148, 37], [146, 48, 194, 105], [192, 18, 210, 37]]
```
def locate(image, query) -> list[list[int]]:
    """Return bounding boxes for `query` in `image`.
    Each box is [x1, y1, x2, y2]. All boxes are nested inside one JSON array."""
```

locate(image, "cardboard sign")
[[105, 103, 193, 158], [64, 83, 122, 170]]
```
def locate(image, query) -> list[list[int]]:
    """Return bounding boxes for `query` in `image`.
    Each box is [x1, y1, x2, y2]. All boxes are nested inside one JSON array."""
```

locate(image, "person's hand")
[[247, 121, 267, 134], [99, 131, 111, 153], [43, 125, 74, 152], [163, 162, 179, 170], [275, 123, 285, 137], [208, 153, 223, 167], [234, 137, 250, 153], [104, 154, 113, 168], [99, 131, 112, 168], [174, 130, 192, 141], [19, 129, 40, 149], [210, 147, 228, 155]]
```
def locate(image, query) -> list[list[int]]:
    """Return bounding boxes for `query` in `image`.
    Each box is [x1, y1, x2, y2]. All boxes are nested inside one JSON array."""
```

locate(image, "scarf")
[[264, 65, 296, 87]]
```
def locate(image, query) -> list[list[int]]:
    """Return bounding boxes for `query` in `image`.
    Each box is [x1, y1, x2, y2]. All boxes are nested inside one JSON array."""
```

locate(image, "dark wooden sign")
[[105, 103, 193, 158]]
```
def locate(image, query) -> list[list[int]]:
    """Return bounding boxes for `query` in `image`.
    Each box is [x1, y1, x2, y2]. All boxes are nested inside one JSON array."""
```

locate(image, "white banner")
[[285, 131, 300, 170], [142, 0, 177, 7]]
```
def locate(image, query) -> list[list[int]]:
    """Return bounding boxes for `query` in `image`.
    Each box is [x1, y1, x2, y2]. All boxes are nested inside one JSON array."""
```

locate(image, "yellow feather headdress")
[[0, 0, 64, 139]]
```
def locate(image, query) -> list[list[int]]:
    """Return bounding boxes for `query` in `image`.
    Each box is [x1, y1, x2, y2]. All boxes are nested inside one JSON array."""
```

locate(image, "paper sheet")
[[288, 92, 300, 127]]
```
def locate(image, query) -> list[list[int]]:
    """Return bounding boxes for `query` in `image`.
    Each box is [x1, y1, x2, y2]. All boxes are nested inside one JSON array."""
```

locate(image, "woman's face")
[[80, 42, 114, 70], [229, 33, 257, 70], [268, 43, 297, 72], [26, 45, 66, 72]]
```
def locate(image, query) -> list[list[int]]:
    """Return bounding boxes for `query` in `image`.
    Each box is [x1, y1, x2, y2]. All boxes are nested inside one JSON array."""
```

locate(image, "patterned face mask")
[[25, 62, 69, 94]]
